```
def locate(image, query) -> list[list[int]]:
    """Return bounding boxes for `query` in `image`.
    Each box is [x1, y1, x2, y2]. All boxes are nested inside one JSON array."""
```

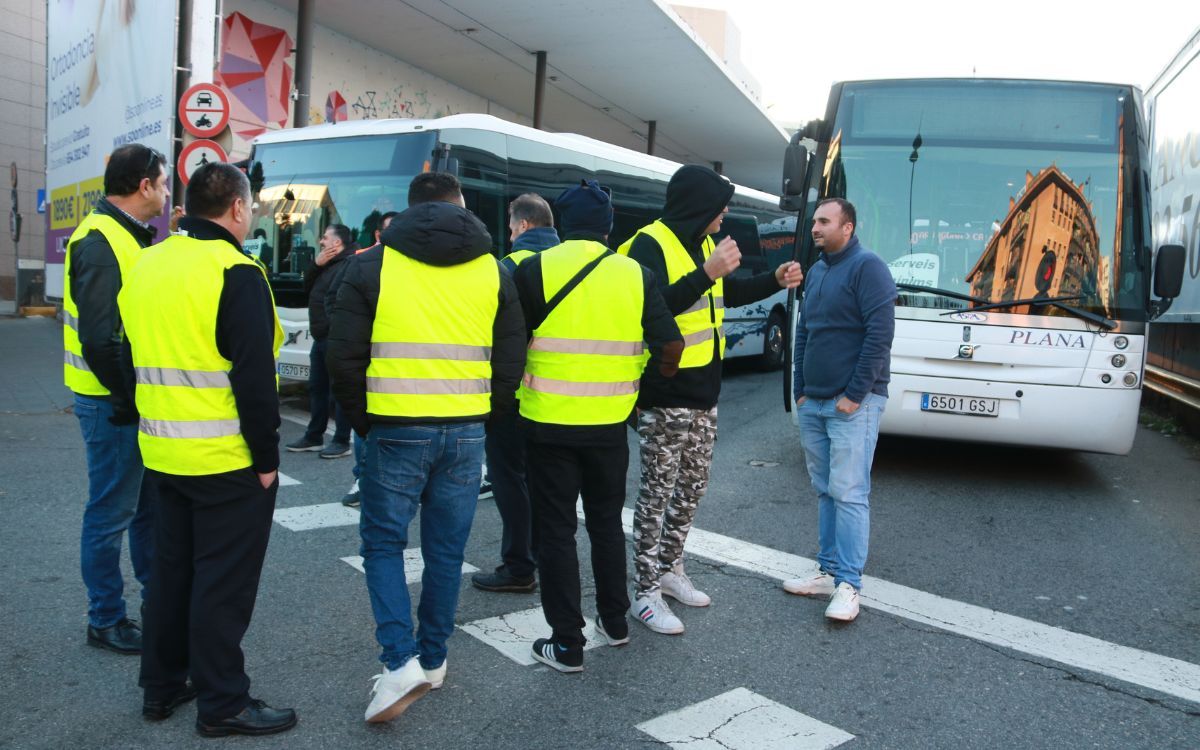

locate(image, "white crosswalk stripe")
[[339, 551, 478, 578], [460, 606, 606, 666], [636, 688, 854, 750], [273, 502, 358, 531]]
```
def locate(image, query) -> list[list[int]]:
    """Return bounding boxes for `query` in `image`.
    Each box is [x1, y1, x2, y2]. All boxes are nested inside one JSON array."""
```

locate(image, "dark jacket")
[[174, 216, 282, 473], [513, 234, 684, 445], [327, 201, 526, 436], [68, 198, 157, 422], [792, 237, 896, 403], [304, 247, 353, 341], [626, 165, 782, 410], [501, 226, 561, 273]]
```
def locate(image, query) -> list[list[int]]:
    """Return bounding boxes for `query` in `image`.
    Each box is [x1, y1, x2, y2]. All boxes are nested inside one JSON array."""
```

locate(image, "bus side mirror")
[[1154, 244, 1185, 299], [1149, 244, 1185, 319], [780, 141, 810, 212]]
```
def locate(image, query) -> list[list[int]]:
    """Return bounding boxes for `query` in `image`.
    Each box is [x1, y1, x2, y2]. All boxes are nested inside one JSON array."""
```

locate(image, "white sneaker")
[[783, 571, 835, 597], [661, 566, 711, 607], [364, 659, 432, 723], [825, 582, 860, 622], [424, 659, 447, 690], [630, 593, 685, 635]]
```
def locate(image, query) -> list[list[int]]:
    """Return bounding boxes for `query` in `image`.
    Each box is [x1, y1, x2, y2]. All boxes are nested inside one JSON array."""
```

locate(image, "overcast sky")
[[677, 0, 1199, 124]]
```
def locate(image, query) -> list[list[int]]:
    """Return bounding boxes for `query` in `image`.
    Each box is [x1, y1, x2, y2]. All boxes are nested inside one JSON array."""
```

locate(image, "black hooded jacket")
[[68, 198, 157, 421], [304, 245, 353, 341], [326, 202, 526, 435], [626, 165, 781, 409]]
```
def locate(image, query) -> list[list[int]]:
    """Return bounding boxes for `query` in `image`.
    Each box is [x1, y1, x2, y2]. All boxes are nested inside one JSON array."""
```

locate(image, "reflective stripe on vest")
[[139, 417, 242, 439], [618, 220, 724, 368], [518, 239, 649, 426], [119, 234, 283, 476], [62, 212, 144, 396], [366, 249, 499, 419]]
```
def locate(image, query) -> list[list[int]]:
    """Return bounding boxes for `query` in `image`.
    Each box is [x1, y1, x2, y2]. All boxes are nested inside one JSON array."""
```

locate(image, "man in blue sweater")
[[784, 198, 895, 622]]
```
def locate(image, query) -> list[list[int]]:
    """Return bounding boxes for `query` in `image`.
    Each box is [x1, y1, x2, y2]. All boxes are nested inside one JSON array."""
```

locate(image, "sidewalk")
[[0, 316, 73, 414]]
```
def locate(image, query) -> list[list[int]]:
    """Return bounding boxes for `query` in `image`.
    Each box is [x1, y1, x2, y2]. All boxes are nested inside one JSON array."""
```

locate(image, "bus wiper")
[[939, 294, 1117, 330], [896, 283, 988, 305]]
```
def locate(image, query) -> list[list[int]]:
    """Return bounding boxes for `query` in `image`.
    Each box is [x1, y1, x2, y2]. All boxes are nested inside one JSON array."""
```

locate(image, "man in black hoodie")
[[621, 165, 803, 635], [327, 173, 525, 722], [286, 222, 354, 458]]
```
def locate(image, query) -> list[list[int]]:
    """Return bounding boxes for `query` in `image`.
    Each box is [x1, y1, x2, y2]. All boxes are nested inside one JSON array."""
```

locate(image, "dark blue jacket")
[[792, 237, 896, 403], [500, 226, 560, 273]]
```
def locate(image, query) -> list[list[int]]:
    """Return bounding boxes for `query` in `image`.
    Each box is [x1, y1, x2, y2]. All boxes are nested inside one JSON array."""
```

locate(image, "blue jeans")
[[305, 339, 351, 444], [797, 393, 886, 591], [359, 422, 484, 671], [74, 394, 154, 627]]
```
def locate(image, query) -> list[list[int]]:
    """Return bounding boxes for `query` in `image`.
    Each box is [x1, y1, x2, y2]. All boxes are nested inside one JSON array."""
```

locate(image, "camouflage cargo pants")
[[632, 406, 718, 597]]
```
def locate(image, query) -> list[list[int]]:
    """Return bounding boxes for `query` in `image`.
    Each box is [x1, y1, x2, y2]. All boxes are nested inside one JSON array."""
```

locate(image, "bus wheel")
[[760, 310, 786, 371]]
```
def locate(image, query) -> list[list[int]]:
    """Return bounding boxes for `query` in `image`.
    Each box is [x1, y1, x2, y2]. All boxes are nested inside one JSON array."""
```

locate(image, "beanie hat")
[[555, 179, 613, 237]]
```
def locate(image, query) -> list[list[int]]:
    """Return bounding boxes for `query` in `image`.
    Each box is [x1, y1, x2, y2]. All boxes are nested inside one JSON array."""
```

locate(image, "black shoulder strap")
[[535, 250, 613, 329]]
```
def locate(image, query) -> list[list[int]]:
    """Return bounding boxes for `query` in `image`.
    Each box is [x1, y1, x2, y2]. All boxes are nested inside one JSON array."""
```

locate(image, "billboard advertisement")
[[44, 0, 177, 298]]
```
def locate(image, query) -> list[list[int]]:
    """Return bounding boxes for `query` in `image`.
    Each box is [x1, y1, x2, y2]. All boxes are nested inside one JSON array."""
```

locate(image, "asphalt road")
[[1, 317, 1198, 749]]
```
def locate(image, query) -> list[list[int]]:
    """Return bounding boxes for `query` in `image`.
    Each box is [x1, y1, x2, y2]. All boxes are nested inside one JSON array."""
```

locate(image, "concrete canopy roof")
[[267, 0, 789, 192]]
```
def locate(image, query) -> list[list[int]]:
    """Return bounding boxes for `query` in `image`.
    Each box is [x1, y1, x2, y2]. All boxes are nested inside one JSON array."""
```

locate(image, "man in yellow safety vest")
[[120, 162, 295, 737], [327, 172, 526, 722], [514, 180, 683, 672], [63, 143, 168, 656]]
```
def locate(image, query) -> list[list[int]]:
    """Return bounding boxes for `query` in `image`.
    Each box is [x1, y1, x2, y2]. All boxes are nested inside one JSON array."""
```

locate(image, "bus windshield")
[[824, 80, 1144, 323], [247, 131, 437, 306]]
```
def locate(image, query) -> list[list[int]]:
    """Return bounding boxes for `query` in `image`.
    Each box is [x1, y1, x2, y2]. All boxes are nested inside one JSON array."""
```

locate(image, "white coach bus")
[[781, 78, 1185, 454], [245, 114, 797, 381]]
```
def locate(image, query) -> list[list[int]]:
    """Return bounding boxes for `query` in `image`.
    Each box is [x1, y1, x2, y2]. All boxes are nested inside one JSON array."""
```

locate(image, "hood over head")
[[380, 201, 494, 266], [661, 165, 735, 247]]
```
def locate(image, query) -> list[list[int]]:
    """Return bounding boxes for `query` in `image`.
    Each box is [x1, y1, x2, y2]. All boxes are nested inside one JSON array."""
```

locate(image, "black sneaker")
[[594, 616, 630, 647], [471, 568, 537, 593], [478, 479, 493, 499], [341, 480, 360, 507], [285, 436, 323, 452], [531, 638, 583, 673], [319, 441, 352, 459]]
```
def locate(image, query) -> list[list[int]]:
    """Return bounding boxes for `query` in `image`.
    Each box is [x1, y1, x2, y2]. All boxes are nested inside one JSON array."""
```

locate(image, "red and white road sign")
[[179, 83, 231, 138], [177, 140, 228, 185]]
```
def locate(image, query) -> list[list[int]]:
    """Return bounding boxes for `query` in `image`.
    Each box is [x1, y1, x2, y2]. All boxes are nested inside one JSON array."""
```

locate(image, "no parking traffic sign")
[[177, 140, 228, 185], [178, 83, 231, 139]]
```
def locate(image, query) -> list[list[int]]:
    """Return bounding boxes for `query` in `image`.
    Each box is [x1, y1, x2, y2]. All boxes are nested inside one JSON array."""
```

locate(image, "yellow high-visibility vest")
[[118, 234, 283, 476], [619, 220, 724, 368], [519, 239, 648, 425], [504, 249, 537, 267], [62, 212, 143, 395], [366, 249, 499, 419]]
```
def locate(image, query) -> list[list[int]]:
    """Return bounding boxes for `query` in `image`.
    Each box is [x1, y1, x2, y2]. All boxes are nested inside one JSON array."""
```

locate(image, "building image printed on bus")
[[781, 78, 1185, 455], [246, 114, 797, 385]]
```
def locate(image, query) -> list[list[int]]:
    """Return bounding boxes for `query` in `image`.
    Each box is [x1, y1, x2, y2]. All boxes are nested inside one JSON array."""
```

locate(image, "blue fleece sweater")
[[792, 237, 896, 403]]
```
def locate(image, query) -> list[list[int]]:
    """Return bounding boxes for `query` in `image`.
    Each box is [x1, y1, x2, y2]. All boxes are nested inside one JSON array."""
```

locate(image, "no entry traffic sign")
[[177, 140, 229, 185], [179, 83, 231, 138]]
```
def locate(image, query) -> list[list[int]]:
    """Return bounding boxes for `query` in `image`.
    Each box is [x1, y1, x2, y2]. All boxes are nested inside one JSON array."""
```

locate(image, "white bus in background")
[[246, 114, 797, 383], [781, 78, 1185, 454], [1145, 26, 1200, 413]]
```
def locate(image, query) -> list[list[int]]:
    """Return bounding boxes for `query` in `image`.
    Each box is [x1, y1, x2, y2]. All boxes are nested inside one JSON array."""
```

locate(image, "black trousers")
[[526, 440, 630, 649], [485, 407, 537, 578], [138, 468, 278, 721]]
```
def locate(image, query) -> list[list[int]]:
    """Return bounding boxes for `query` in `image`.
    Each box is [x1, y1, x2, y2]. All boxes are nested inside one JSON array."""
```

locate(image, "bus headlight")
[[1111, 354, 1126, 368], [1123, 372, 1138, 387], [1101, 373, 1112, 384], [1114, 336, 1129, 350]]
